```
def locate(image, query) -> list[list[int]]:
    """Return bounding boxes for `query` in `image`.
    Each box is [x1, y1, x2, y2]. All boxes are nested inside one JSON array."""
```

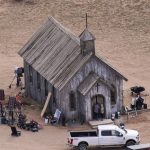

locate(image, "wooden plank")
[[25, 24, 57, 64], [22, 23, 54, 60], [24, 61, 30, 96], [33, 30, 68, 73], [26, 25, 57, 64], [56, 53, 92, 90], [47, 40, 78, 81], [51, 46, 80, 84], [40, 92, 51, 117], [40, 38, 74, 80], [34, 29, 65, 69], [48, 17, 80, 45], [37, 34, 71, 76], [18, 19, 51, 55], [88, 119, 113, 129]]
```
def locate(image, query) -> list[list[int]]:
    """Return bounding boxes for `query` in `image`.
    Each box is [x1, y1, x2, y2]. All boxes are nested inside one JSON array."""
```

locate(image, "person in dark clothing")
[[100, 104, 104, 120], [93, 103, 100, 120], [136, 95, 144, 110], [16, 93, 22, 112], [0, 101, 2, 116], [0, 89, 5, 100], [15, 67, 24, 87], [10, 125, 21, 136], [16, 77, 21, 87]]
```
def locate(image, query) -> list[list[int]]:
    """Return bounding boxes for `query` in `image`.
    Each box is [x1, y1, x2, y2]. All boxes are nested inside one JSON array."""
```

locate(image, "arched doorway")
[[91, 95, 105, 120]]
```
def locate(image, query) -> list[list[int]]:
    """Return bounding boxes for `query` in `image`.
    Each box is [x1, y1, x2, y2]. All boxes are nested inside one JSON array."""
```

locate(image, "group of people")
[[93, 103, 104, 120]]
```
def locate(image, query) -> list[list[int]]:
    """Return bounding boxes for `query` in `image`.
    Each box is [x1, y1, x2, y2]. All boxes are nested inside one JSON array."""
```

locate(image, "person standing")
[[100, 104, 104, 120], [16, 92, 22, 112], [131, 92, 137, 110], [16, 77, 21, 87], [93, 103, 100, 120]]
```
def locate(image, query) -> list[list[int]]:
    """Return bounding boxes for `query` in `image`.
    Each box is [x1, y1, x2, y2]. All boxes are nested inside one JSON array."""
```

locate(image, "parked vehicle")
[[67, 124, 140, 150]]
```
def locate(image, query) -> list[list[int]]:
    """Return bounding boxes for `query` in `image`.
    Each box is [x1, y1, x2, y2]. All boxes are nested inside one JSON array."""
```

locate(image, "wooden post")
[[40, 92, 52, 117]]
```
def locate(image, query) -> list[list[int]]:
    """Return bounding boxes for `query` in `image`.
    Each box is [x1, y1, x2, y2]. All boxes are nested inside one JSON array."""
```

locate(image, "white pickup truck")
[[67, 124, 140, 150]]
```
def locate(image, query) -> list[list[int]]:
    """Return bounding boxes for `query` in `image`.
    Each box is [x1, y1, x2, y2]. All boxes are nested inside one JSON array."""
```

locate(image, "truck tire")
[[126, 140, 136, 147], [78, 143, 88, 150]]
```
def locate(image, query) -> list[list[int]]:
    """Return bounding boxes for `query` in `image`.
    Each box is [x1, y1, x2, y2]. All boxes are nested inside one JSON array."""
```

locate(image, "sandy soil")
[[0, 0, 150, 149]]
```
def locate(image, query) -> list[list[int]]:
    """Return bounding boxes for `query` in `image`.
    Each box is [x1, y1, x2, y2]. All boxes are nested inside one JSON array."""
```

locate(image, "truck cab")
[[97, 125, 139, 146]]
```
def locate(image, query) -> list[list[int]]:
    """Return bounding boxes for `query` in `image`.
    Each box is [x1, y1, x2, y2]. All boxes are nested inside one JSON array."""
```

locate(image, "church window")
[[37, 72, 41, 90], [29, 65, 33, 83], [69, 91, 76, 111], [111, 85, 116, 105]]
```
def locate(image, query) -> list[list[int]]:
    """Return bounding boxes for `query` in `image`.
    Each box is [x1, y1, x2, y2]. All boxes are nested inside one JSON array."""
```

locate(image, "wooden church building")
[[18, 17, 127, 121]]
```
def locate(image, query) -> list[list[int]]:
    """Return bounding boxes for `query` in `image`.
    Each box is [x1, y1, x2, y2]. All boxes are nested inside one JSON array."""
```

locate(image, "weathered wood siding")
[[24, 61, 53, 103], [60, 56, 123, 120]]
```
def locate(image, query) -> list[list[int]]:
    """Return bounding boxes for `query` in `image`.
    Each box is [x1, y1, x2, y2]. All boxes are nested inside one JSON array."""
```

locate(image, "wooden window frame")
[[44, 79, 48, 96], [69, 91, 76, 111], [37, 72, 41, 90], [111, 85, 116, 105], [29, 65, 33, 84]]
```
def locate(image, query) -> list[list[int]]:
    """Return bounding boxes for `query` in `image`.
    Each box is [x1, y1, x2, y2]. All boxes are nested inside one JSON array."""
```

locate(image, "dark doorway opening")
[[91, 95, 105, 120]]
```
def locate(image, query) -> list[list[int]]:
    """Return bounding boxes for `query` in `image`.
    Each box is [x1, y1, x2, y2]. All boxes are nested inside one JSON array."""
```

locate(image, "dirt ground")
[[0, 0, 150, 149]]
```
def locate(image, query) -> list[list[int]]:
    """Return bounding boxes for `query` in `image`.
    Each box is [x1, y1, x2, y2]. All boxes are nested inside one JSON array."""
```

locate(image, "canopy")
[[130, 86, 145, 94]]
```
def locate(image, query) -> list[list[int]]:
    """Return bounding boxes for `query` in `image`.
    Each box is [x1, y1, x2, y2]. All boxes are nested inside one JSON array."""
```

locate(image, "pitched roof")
[[18, 17, 93, 90], [78, 72, 117, 95], [18, 16, 127, 91], [78, 72, 99, 95]]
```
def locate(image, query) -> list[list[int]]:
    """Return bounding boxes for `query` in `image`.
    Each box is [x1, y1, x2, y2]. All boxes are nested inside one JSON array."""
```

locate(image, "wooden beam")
[[40, 92, 51, 117]]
